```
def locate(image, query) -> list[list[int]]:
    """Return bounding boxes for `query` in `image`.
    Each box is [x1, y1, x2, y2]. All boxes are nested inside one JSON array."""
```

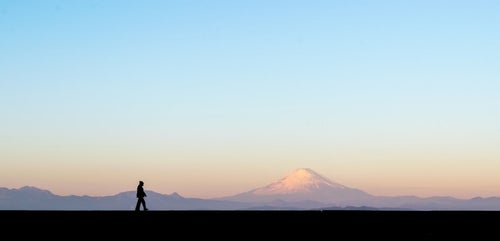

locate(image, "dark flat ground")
[[2, 210, 499, 239]]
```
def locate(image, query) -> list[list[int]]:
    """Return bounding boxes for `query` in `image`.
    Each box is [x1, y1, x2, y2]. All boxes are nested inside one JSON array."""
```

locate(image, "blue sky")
[[1, 0, 499, 198]]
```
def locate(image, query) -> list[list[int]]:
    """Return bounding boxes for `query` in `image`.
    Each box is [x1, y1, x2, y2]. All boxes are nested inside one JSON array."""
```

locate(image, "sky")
[[1, 0, 499, 199]]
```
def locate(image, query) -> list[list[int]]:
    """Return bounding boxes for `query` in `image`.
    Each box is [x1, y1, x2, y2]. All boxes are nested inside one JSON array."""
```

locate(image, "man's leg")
[[135, 199, 141, 211]]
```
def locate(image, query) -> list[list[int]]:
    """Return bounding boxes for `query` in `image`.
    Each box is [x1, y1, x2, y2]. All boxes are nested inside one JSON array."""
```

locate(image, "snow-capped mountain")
[[218, 168, 374, 205], [253, 168, 348, 194]]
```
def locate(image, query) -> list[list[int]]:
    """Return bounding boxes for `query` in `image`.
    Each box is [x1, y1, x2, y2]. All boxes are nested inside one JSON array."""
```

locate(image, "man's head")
[[139, 181, 144, 185]]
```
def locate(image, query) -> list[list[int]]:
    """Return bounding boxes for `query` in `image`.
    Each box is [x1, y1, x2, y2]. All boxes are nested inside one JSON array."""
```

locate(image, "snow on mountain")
[[218, 168, 374, 205], [252, 168, 348, 195]]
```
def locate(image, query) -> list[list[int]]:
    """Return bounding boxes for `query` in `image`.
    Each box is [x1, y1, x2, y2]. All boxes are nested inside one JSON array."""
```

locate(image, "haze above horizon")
[[1, 0, 499, 200]]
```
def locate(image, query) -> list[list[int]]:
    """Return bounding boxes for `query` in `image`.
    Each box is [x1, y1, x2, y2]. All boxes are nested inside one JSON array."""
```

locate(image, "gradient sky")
[[1, 0, 499, 199]]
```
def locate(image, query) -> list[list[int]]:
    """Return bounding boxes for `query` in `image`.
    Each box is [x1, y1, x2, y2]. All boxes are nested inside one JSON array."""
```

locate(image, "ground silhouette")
[[0, 210, 498, 239]]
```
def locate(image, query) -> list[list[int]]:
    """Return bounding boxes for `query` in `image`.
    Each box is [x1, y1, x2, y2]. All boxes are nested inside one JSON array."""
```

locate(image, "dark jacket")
[[137, 185, 147, 198]]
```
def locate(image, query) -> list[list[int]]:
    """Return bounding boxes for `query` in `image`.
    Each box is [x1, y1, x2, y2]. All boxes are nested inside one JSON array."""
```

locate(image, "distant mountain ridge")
[[0, 186, 250, 210], [2, 168, 500, 210]]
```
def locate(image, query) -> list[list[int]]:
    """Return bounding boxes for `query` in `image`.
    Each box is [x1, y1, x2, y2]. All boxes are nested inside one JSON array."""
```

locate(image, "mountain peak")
[[253, 168, 347, 195], [218, 168, 374, 204], [288, 168, 326, 181]]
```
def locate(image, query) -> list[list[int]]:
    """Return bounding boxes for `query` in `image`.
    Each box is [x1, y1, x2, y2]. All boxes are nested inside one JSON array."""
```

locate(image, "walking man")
[[135, 180, 148, 211]]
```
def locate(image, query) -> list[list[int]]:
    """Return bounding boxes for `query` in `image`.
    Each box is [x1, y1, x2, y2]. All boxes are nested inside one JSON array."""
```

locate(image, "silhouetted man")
[[135, 181, 148, 211]]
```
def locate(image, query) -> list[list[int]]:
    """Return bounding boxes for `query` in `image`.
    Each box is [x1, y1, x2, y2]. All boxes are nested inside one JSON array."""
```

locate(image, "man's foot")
[[144, 208, 148, 211]]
